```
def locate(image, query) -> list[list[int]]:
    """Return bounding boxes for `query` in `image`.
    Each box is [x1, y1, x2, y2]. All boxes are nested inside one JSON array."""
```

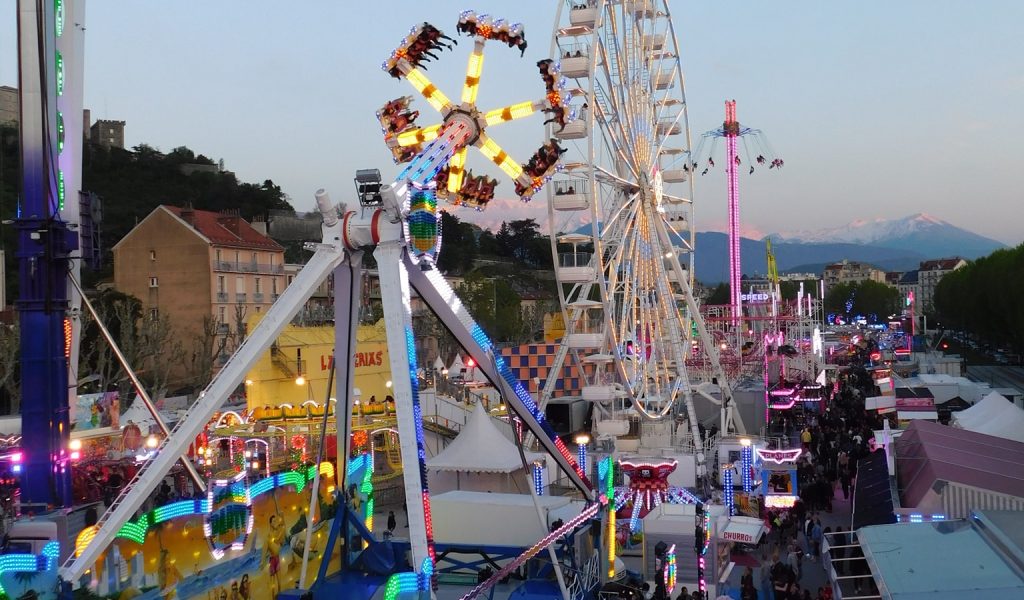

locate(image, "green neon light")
[[57, 111, 64, 153], [114, 468, 316, 545], [58, 170, 65, 210], [56, 51, 64, 96], [55, 0, 64, 37]]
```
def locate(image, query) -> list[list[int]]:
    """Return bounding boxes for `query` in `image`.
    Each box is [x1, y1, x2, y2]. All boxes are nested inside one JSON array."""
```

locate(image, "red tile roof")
[[895, 420, 1024, 507], [919, 258, 964, 271], [164, 206, 283, 251]]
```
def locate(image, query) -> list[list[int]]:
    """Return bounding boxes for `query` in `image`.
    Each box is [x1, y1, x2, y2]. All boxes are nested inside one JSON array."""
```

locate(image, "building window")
[[252, 252, 258, 264], [150, 308, 159, 320], [216, 249, 222, 263], [149, 276, 158, 288], [235, 251, 240, 264], [218, 276, 225, 293], [288, 276, 294, 286], [255, 278, 262, 294], [149, 250, 156, 261], [236, 276, 245, 293], [219, 306, 226, 324], [272, 278, 279, 294], [255, 306, 261, 314]]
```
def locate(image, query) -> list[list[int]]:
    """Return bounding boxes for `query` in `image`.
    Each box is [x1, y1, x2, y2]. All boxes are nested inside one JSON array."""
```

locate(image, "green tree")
[[456, 272, 522, 342], [0, 323, 19, 415], [436, 210, 477, 274], [705, 283, 730, 305], [824, 280, 899, 322]]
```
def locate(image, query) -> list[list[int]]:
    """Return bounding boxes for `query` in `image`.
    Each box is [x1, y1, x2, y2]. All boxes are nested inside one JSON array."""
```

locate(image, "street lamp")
[[574, 433, 591, 476]]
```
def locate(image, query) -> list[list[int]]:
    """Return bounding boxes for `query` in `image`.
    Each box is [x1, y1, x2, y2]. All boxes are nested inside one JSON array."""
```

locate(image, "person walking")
[[810, 518, 823, 561], [387, 510, 397, 534], [840, 468, 853, 501]]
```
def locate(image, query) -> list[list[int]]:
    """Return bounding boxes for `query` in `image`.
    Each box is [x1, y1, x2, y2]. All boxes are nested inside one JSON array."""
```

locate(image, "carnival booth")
[[758, 448, 802, 511]]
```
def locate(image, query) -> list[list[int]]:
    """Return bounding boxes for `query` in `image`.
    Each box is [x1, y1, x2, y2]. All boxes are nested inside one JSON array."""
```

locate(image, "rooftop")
[[895, 420, 1024, 508], [164, 205, 284, 251], [859, 511, 1024, 599]]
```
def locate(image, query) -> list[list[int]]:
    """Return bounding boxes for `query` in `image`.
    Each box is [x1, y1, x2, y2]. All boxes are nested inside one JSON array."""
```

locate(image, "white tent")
[[433, 356, 446, 372], [427, 402, 546, 494], [471, 365, 490, 384], [448, 354, 465, 376], [428, 402, 526, 473], [953, 392, 1024, 444]]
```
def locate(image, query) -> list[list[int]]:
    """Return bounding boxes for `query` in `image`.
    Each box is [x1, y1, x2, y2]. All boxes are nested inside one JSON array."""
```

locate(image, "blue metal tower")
[[16, 0, 76, 509]]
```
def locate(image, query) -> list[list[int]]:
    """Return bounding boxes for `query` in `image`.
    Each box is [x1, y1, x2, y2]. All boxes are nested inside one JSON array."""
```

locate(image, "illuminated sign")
[[722, 530, 757, 543], [741, 292, 770, 302], [755, 448, 802, 464], [763, 495, 798, 508]]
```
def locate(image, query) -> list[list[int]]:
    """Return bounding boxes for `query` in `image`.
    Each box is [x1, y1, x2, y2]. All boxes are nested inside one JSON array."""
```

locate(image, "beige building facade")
[[114, 206, 285, 378], [823, 259, 887, 292]]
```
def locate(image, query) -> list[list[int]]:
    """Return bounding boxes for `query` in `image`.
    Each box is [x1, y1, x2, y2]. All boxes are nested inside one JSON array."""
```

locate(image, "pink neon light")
[[726, 100, 741, 325]]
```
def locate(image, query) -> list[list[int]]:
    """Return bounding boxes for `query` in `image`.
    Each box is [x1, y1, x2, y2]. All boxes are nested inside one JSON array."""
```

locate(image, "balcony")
[[217, 323, 229, 335], [216, 292, 228, 302], [253, 292, 265, 303], [212, 260, 284, 275], [236, 293, 247, 302]]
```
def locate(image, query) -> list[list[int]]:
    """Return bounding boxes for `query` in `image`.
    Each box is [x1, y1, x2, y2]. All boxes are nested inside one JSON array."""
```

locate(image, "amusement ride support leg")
[[375, 240, 435, 576], [61, 236, 347, 584], [405, 258, 593, 499], [333, 252, 364, 496], [300, 359, 335, 590], [69, 272, 206, 492]]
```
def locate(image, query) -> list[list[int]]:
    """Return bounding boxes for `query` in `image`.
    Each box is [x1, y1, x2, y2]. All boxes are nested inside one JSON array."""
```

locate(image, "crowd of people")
[[745, 361, 885, 600]]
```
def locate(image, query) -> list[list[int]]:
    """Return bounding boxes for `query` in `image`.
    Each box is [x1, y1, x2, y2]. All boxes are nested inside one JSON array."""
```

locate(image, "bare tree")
[[189, 315, 228, 390], [137, 313, 185, 401], [0, 324, 20, 414], [230, 304, 249, 353]]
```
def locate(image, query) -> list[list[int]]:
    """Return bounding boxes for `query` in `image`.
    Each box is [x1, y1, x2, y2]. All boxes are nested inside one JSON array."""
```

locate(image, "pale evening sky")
[[2, 1, 1022, 245]]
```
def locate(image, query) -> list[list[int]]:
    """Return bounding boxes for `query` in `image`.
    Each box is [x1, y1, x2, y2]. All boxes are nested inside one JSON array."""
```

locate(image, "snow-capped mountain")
[[769, 213, 1006, 259]]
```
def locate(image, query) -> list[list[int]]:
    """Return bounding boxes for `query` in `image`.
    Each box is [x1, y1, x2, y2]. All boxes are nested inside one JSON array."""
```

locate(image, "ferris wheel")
[[542, 1, 740, 437]]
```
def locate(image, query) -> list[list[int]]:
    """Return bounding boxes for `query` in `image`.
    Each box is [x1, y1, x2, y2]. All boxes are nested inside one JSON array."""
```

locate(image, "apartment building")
[[113, 206, 285, 372]]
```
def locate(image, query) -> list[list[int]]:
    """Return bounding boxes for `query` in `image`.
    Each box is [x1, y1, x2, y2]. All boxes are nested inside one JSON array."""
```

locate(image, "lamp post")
[[574, 433, 590, 477], [740, 438, 753, 493]]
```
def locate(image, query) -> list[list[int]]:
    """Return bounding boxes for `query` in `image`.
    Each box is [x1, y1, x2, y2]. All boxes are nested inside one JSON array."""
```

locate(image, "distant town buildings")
[[89, 118, 126, 149], [897, 270, 919, 304], [823, 259, 887, 292], [113, 206, 286, 374], [0, 86, 17, 126], [0, 89, 124, 148], [918, 257, 967, 313]]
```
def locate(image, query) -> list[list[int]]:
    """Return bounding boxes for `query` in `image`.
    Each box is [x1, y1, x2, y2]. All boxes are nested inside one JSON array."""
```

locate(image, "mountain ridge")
[[688, 215, 1005, 284]]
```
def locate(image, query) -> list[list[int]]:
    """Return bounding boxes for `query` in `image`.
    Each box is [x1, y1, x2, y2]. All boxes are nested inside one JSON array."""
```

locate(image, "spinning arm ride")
[[63, 13, 590, 587]]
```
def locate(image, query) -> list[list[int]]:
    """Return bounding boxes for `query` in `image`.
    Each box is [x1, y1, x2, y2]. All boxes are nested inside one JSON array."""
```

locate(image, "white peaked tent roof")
[[427, 402, 527, 473], [953, 392, 1024, 443], [449, 354, 465, 374], [472, 365, 490, 384], [433, 356, 446, 371]]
